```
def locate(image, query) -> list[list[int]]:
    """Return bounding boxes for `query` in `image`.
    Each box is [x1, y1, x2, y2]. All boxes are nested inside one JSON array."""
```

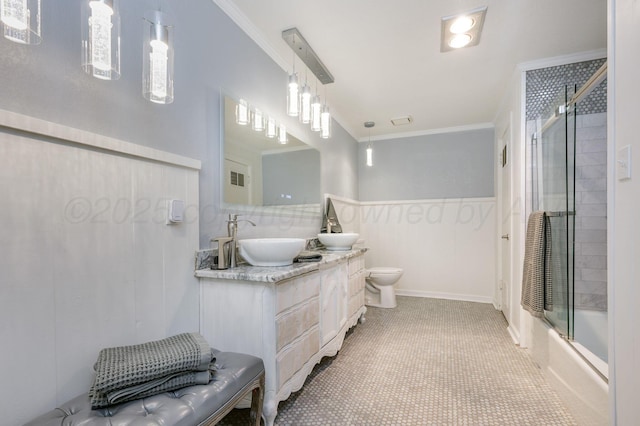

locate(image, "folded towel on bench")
[[89, 332, 215, 408]]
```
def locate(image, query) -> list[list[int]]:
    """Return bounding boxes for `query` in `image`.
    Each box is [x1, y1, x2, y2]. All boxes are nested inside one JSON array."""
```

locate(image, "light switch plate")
[[167, 199, 185, 224], [617, 145, 632, 181]]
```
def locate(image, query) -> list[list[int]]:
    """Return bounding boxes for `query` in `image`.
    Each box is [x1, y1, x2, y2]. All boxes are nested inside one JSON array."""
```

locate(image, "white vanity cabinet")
[[198, 250, 366, 426]]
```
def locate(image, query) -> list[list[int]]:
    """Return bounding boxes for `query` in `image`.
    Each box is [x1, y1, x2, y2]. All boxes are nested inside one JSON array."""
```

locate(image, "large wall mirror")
[[221, 95, 322, 216]]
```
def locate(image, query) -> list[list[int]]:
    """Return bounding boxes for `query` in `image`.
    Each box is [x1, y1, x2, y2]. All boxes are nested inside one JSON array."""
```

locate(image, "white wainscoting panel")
[[0, 120, 200, 425], [360, 198, 496, 303]]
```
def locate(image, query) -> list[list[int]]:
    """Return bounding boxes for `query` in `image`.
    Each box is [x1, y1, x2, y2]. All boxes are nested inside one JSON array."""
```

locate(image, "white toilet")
[[364, 267, 404, 308]]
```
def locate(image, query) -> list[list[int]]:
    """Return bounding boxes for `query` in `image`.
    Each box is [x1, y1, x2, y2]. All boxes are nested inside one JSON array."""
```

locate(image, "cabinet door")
[[320, 266, 339, 346], [320, 262, 349, 346], [336, 262, 349, 330]]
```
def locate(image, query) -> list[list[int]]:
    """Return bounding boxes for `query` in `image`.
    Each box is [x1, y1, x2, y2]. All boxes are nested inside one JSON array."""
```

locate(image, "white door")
[[224, 158, 251, 205], [500, 129, 512, 320]]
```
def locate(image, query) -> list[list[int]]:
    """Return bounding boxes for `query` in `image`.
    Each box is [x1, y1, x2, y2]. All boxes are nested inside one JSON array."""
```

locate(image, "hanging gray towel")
[[320, 197, 342, 233], [521, 211, 553, 317]]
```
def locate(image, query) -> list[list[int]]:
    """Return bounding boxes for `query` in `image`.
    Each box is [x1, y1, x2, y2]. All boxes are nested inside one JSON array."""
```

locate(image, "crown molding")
[[518, 48, 607, 72]]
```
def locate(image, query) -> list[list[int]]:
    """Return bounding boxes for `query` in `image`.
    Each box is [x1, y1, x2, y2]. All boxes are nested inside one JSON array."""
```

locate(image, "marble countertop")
[[195, 247, 367, 283]]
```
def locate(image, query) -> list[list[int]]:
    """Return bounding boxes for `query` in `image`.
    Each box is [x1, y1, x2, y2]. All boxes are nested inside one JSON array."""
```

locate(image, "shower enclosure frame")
[[531, 61, 608, 363]]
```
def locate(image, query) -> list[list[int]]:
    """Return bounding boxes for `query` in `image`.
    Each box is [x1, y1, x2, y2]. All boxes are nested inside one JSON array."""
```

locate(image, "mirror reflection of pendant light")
[[0, 0, 41, 44], [365, 121, 375, 167], [278, 124, 288, 144], [235, 99, 249, 125], [82, 0, 121, 80], [265, 116, 277, 138], [320, 104, 331, 139], [252, 108, 265, 131], [143, 11, 174, 104]]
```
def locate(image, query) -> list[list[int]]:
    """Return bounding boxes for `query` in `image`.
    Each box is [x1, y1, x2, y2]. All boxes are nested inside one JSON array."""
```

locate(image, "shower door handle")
[[501, 234, 510, 240]]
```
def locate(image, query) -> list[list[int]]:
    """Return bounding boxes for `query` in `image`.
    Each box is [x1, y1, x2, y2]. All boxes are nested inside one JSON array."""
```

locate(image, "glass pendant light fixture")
[[235, 99, 249, 125], [278, 124, 288, 144], [320, 104, 331, 139], [286, 46, 299, 117], [252, 108, 265, 131], [310, 79, 322, 132], [365, 121, 375, 167], [287, 71, 299, 117], [142, 10, 174, 104], [0, 0, 41, 44], [299, 82, 312, 124], [82, 0, 121, 80], [265, 116, 277, 139]]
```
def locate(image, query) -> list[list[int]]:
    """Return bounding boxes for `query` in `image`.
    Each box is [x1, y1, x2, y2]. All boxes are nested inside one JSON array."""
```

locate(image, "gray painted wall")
[[358, 128, 495, 201], [0, 0, 359, 246], [262, 149, 321, 206]]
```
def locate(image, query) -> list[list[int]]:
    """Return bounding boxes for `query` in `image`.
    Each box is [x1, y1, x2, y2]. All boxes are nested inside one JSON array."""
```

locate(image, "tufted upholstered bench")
[[24, 349, 265, 426]]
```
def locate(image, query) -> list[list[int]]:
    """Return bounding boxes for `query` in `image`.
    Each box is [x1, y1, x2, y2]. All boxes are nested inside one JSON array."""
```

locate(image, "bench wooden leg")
[[250, 372, 265, 426]]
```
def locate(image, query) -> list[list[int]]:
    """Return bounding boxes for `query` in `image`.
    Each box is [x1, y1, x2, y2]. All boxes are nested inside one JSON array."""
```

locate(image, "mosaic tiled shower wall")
[[526, 58, 607, 120], [526, 58, 607, 312]]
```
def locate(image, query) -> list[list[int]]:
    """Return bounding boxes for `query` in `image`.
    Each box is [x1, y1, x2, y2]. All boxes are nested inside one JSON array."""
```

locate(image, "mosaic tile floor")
[[219, 297, 577, 425]]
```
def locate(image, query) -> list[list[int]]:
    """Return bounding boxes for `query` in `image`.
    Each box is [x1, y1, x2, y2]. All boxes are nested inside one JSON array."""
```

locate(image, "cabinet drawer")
[[276, 272, 320, 314], [276, 327, 320, 388], [276, 299, 319, 351]]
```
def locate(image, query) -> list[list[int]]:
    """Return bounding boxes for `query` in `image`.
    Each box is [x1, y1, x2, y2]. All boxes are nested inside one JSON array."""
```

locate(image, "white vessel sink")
[[238, 238, 306, 266], [317, 232, 360, 251]]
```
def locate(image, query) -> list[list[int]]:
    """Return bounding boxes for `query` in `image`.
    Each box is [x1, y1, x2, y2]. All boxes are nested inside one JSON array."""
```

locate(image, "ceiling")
[[214, 0, 607, 141]]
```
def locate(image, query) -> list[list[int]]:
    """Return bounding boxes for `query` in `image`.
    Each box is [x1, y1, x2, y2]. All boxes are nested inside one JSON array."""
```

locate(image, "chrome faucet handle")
[[227, 214, 256, 227]]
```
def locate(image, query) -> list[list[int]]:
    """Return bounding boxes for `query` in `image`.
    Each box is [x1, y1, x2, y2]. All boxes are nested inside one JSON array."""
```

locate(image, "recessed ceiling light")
[[440, 6, 487, 52], [449, 16, 475, 34], [449, 34, 472, 49]]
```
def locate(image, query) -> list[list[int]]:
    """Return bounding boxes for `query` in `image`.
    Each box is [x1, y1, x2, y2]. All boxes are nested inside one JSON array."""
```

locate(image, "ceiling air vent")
[[391, 116, 413, 126]]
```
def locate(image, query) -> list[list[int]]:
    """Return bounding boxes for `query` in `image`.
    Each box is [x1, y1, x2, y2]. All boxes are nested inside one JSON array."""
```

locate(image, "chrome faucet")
[[227, 214, 256, 268], [326, 216, 338, 233]]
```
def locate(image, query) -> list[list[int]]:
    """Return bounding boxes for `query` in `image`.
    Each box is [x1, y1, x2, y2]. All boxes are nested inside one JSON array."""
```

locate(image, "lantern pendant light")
[[142, 10, 174, 104], [310, 90, 322, 132], [82, 0, 121, 80], [0, 0, 41, 44], [365, 121, 375, 167], [320, 104, 331, 139], [235, 99, 249, 126], [265, 116, 277, 139], [252, 108, 265, 131], [278, 124, 288, 144]]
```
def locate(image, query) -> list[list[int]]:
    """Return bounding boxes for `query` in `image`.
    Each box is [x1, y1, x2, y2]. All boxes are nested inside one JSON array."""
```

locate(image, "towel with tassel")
[[521, 211, 553, 317]]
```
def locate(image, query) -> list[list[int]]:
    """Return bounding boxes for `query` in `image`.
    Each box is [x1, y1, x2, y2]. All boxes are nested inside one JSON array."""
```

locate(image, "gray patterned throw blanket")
[[89, 332, 215, 408], [521, 211, 553, 317]]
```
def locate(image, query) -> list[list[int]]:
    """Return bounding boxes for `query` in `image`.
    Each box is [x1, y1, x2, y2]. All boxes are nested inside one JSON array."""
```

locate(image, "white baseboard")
[[507, 324, 521, 345], [396, 289, 493, 304]]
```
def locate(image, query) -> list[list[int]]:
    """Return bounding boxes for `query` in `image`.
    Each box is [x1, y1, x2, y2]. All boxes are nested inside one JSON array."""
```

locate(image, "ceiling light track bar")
[[282, 27, 334, 85]]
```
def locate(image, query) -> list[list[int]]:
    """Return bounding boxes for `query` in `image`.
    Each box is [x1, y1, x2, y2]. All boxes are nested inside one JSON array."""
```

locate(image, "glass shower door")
[[537, 85, 576, 339]]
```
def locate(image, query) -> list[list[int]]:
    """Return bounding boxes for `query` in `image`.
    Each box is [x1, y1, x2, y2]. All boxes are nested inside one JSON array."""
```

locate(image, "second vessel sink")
[[317, 232, 360, 251], [238, 238, 306, 267]]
